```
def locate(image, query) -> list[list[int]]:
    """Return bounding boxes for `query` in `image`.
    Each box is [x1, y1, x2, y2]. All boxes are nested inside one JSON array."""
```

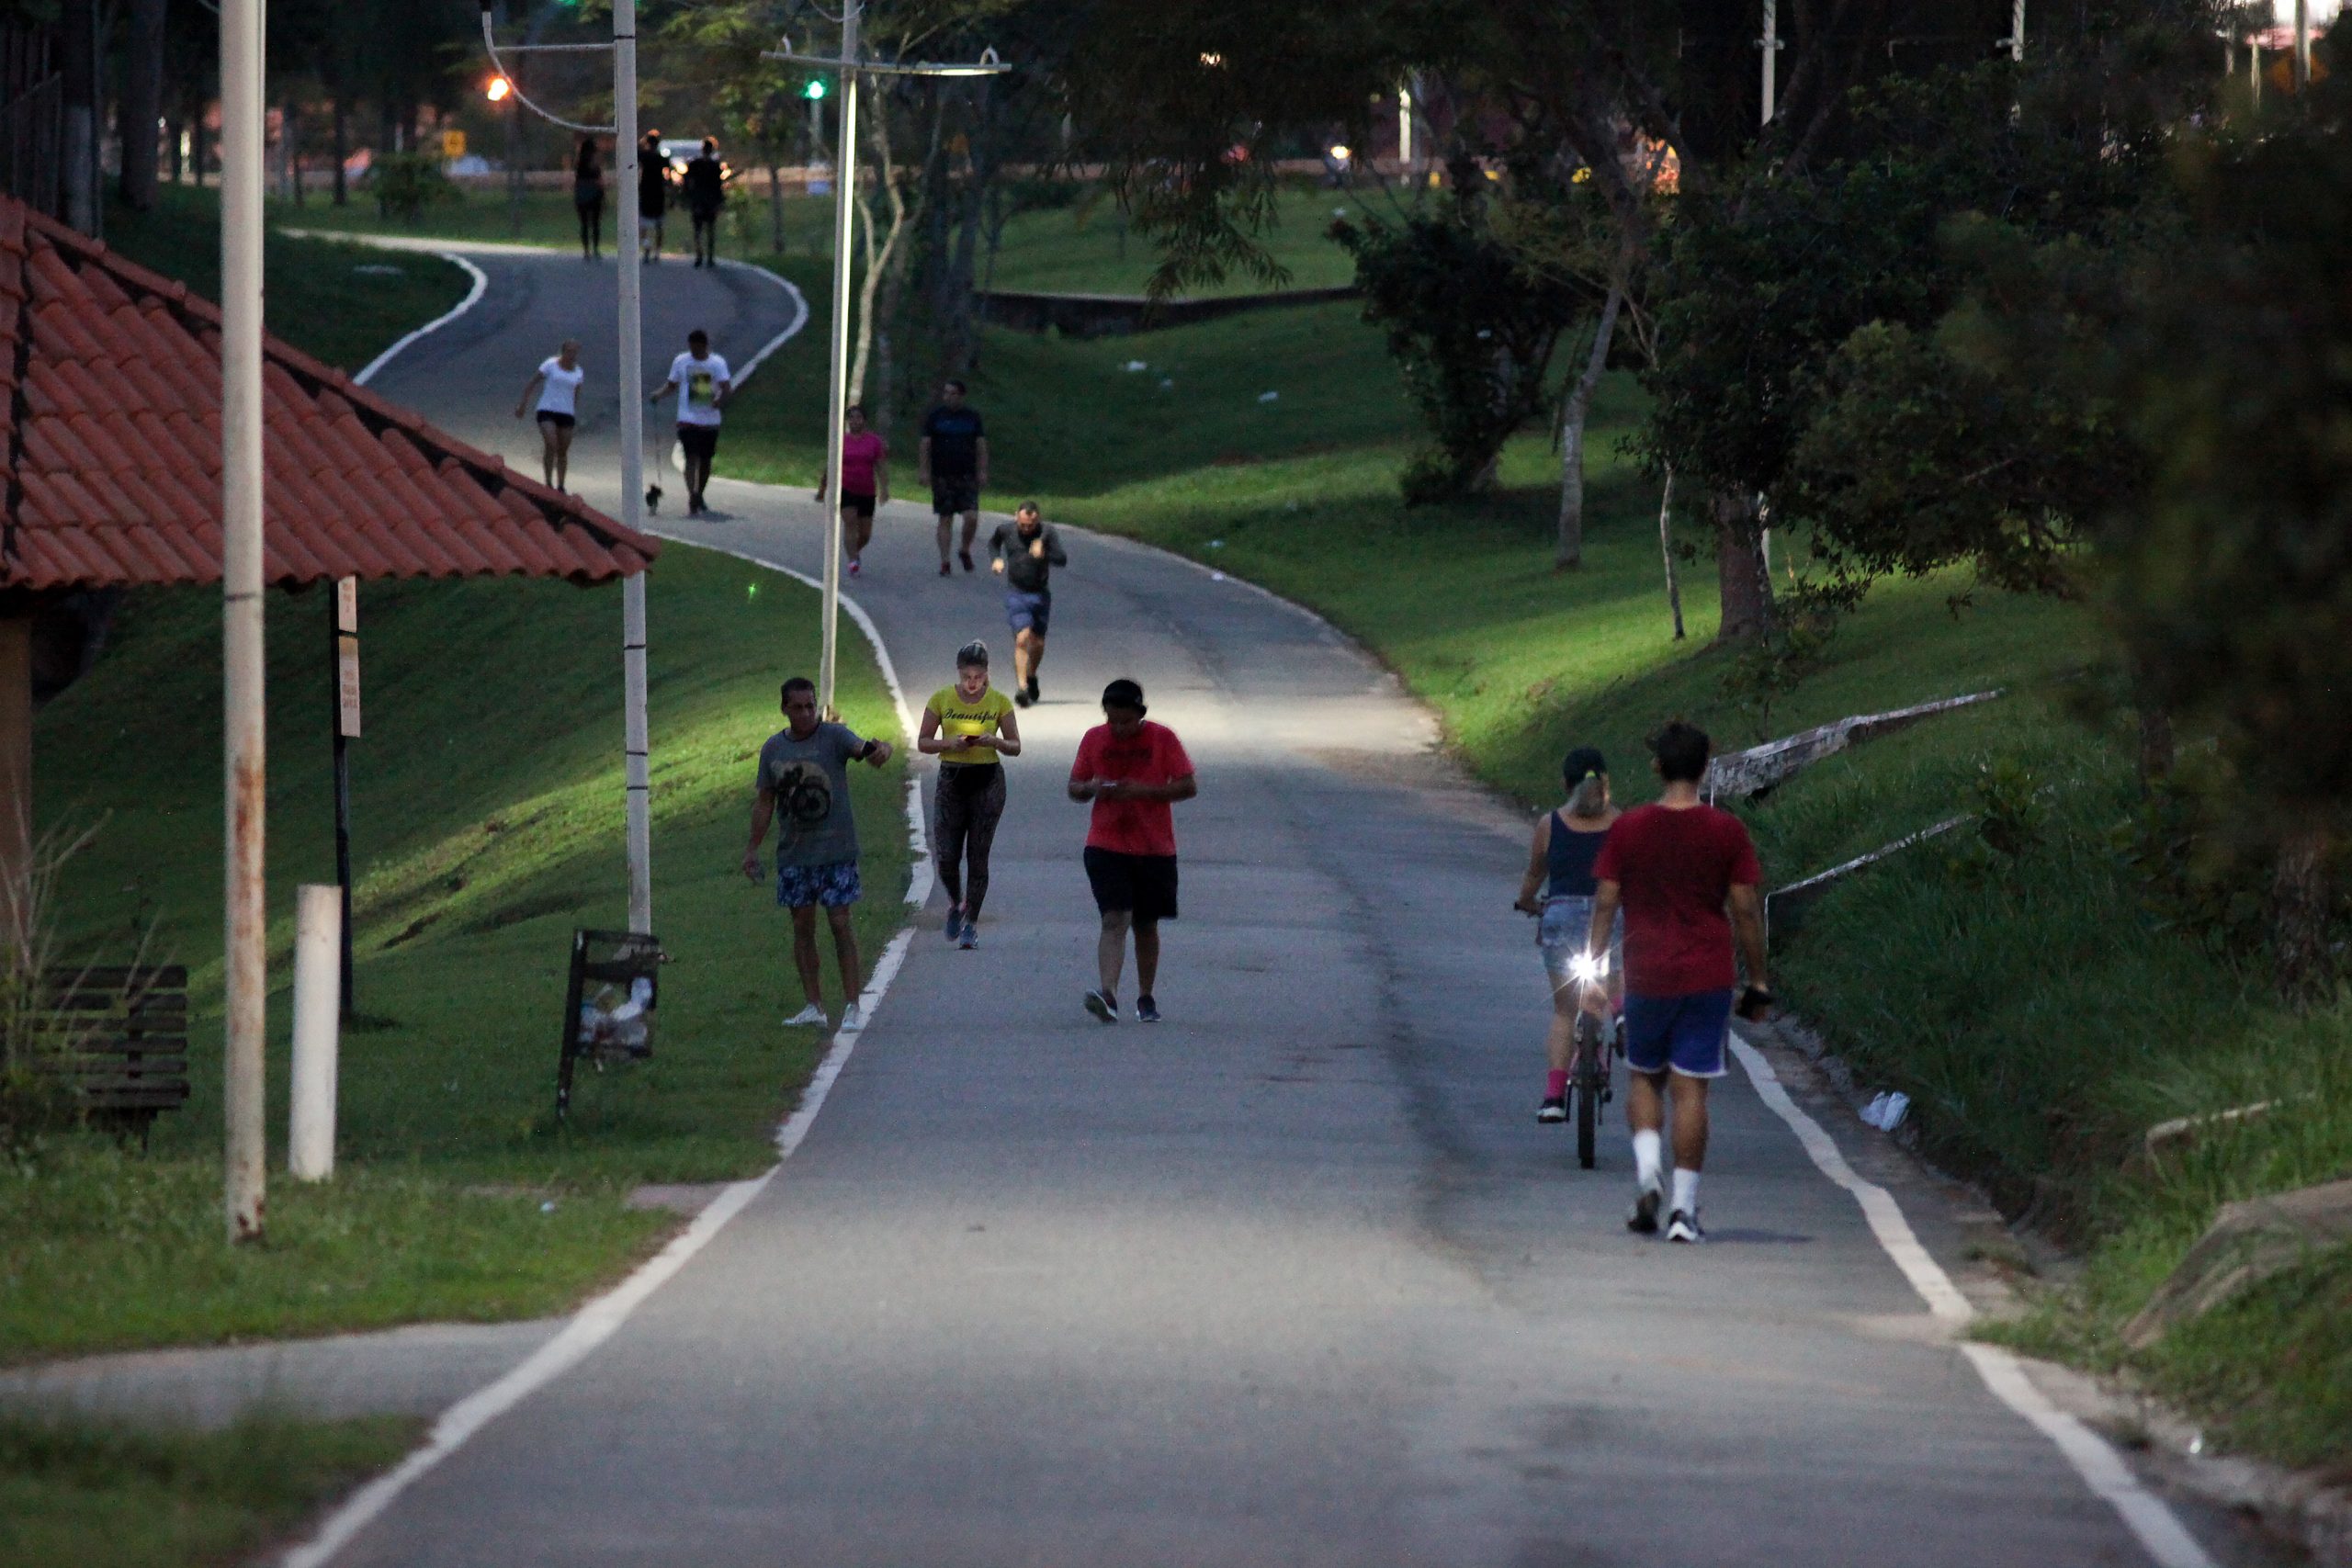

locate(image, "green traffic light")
[[804, 78, 828, 100]]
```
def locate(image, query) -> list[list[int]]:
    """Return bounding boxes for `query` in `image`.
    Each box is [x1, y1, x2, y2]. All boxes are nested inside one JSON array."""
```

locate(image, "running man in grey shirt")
[[742, 676, 895, 1032]]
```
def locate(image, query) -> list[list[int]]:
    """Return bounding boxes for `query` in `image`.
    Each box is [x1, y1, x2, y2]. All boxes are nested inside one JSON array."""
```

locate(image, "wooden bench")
[[32, 964, 190, 1137]]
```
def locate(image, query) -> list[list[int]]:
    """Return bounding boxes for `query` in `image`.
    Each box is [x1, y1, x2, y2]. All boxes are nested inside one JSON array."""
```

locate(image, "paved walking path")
[[15, 247, 2272, 1566]]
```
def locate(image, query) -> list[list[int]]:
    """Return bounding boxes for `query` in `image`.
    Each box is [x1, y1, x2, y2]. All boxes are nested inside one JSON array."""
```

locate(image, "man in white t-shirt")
[[514, 339, 585, 491], [648, 328, 732, 516]]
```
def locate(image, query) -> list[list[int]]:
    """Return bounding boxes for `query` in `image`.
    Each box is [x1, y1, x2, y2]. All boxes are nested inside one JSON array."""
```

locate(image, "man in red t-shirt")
[[1586, 720, 1772, 1244], [1068, 679, 1197, 1024]]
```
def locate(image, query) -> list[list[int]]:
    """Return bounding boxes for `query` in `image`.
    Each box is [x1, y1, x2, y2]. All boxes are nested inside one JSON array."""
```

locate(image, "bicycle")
[[1563, 950, 1618, 1169]]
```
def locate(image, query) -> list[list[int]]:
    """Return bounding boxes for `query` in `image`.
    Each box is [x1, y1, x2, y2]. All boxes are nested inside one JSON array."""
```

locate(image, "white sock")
[[1632, 1130, 1663, 1189], [1672, 1168, 1702, 1215]]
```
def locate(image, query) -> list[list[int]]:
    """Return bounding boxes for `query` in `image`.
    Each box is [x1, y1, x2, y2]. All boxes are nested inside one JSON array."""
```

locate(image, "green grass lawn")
[[0, 1411, 419, 1568], [6, 196, 912, 1365], [721, 288, 2352, 1472], [265, 179, 1378, 296]]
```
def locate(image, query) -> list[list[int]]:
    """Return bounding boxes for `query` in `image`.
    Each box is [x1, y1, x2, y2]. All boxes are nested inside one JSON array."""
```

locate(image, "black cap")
[[1562, 746, 1607, 782], [1101, 678, 1147, 714]]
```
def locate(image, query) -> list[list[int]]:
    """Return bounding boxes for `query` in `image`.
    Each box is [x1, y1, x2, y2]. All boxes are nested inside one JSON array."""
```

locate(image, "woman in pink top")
[[815, 404, 889, 576]]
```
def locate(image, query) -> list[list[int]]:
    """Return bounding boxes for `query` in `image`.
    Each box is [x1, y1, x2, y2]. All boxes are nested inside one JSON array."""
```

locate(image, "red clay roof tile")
[[0, 197, 657, 592]]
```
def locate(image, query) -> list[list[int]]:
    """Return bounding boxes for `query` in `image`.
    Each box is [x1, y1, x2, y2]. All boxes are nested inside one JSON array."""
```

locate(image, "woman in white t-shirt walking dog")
[[514, 339, 586, 492]]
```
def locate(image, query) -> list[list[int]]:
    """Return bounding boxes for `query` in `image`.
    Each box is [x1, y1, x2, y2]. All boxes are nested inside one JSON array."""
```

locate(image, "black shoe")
[[1013, 690, 1033, 708], [959, 548, 975, 572], [1537, 1096, 1566, 1124], [1083, 989, 1119, 1024], [1627, 1182, 1663, 1235], [1666, 1209, 1704, 1244], [939, 560, 952, 577], [1025, 675, 1041, 704], [1135, 996, 1160, 1022]]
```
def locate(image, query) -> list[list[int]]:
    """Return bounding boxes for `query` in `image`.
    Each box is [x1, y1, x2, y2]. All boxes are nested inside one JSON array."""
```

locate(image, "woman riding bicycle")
[[919, 641, 1022, 948], [1514, 745, 1623, 1124]]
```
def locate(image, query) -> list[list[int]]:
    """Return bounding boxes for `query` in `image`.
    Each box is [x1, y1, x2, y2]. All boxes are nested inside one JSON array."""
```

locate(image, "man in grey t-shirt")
[[742, 676, 896, 1032]]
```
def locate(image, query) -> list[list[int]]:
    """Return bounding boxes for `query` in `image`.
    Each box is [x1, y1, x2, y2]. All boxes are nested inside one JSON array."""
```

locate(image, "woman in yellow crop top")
[[917, 640, 1023, 948]]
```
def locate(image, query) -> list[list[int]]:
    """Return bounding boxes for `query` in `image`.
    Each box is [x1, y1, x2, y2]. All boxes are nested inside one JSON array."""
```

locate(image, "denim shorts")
[[1538, 895, 1622, 987], [776, 859, 862, 909], [1622, 988, 1735, 1079]]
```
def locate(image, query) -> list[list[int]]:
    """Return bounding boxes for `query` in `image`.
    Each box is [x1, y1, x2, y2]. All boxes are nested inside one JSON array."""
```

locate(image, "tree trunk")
[[768, 161, 785, 253], [848, 92, 916, 417], [1712, 489, 1773, 644], [332, 95, 349, 206], [287, 97, 306, 206], [2269, 821, 2335, 1003], [118, 0, 165, 210], [166, 113, 184, 184], [1555, 282, 1624, 571], [1658, 467, 1687, 641], [60, 0, 97, 233]]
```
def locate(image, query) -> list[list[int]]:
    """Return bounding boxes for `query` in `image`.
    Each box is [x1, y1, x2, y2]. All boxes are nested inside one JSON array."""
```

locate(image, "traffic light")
[[803, 76, 828, 101]]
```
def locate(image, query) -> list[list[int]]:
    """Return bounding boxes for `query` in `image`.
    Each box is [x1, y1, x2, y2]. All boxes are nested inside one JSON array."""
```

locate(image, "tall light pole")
[[764, 12, 1005, 715], [220, 0, 266, 1243], [1759, 2, 1781, 125], [479, 2, 654, 935], [2295, 0, 2312, 90]]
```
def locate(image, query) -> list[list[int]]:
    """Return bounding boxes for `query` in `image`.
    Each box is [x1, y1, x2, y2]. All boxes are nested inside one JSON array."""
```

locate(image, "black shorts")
[[931, 474, 979, 517], [842, 491, 876, 520], [1084, 847, 1179, 923], [677, 424, 719, 460], [536, 411, 576, 430]]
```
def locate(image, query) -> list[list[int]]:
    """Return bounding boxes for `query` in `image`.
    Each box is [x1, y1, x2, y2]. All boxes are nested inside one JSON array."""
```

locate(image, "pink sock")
[[1545, 1069, 1568, 1098]]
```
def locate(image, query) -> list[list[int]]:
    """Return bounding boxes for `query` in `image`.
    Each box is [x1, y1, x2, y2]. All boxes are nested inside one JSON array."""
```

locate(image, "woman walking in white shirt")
[[514, 340, 586, 491]]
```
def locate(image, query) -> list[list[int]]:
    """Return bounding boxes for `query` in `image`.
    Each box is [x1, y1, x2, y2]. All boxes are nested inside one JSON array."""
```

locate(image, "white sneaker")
[[839, 1002, 865, 1032], [782, 1004, 828, 1029]]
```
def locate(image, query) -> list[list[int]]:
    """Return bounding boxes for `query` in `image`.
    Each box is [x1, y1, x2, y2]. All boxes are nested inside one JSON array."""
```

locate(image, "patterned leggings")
[[934, 763, 1007, 917]]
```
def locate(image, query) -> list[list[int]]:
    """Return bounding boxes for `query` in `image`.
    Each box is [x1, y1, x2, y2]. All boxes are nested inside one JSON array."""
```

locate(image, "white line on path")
[[351, 254, 489, 388], [1729, 1034, 2218, 1568], [281, 546, 924, 1568]]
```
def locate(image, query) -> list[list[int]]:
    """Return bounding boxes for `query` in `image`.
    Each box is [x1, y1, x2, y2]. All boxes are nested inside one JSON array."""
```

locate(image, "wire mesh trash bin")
[[558, 929, 661, 1121]]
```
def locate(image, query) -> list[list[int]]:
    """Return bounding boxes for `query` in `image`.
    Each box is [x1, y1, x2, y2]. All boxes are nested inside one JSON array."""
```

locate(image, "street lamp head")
[[487, 75, 514, 103]]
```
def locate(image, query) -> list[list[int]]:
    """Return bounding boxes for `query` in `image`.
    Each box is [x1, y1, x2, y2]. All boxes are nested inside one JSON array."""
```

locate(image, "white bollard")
[[288, 883, 343, 1181]]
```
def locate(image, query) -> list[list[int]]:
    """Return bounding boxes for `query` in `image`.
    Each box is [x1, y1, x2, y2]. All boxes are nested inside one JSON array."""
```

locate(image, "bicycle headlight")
[[1569, 952, 1605, 985]]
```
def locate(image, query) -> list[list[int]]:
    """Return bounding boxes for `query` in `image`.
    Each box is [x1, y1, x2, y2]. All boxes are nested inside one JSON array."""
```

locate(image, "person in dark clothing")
[[684, 137, 727, 267], [638, 130, 670, 262], [572, 137, 605, 259], [1514, 746, 1623, 1124], [988, 502, 1066, 707], [918, 379, 989, 574]]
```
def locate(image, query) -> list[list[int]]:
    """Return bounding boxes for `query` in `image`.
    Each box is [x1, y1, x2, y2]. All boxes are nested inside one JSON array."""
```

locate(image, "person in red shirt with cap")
[[1585, 719, 1772, 1245], [1069, 679, 1197, 1023]]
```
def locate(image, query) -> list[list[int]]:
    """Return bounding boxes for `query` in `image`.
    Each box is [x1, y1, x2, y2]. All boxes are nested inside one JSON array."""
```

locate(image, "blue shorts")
[[776, 859, 862, 909], [1622, 988, 1734, 1079], [1004, 589, 1051, 637]]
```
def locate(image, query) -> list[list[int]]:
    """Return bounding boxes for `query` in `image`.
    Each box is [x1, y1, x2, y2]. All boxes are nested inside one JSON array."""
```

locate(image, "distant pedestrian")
[[743, 676, 897, 1033], [638, 130, 670, 262], [989, 502, 1065, 708], [918, 378, 988, 576], [649, 328, 731, 515], [514, 338, 584, 491], [1584, 720, 1772, 1245], [572, 137, 605, 260], [1069, 679, 1196, 1024], [684, 137, 727, 267], [919, 640, 1022, 950], [814, 405, 888, 576]]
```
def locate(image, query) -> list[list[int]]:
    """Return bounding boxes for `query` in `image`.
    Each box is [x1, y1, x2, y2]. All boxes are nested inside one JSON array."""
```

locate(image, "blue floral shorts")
[[775, 859, 862, 908]]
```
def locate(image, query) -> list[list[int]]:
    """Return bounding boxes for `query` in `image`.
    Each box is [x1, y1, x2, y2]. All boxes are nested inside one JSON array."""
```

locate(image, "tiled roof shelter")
[[0, 196, 657, 590]]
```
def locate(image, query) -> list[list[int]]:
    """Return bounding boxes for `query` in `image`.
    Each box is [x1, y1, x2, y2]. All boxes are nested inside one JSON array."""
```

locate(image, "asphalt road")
[[339, 246, 2251, 1566]]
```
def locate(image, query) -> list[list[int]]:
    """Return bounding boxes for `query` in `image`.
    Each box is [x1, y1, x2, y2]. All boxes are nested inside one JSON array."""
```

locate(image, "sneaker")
[[1083, 989, 1119, 1024], [840, 1002, 865, 1032], [959, 548, 975, 572], [957, 924, 978, 951], [1025, 675, 1041, 704], [848, 558, 862, 577], [783, 1003, 828, 1029], [943, 908, 964, 943], [1135, 995, 1160, 1022], [939, 560, 952, 577], [1666, 1209, 1704, 1244], [1537, 1096, 1567, 1124], [1627, 1180, 1663, 1235], [1013, 690, 1033, 708]]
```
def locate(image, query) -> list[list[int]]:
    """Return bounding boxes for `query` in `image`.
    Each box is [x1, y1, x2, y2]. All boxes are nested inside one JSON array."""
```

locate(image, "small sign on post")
[[335, 578, 360, 739]]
